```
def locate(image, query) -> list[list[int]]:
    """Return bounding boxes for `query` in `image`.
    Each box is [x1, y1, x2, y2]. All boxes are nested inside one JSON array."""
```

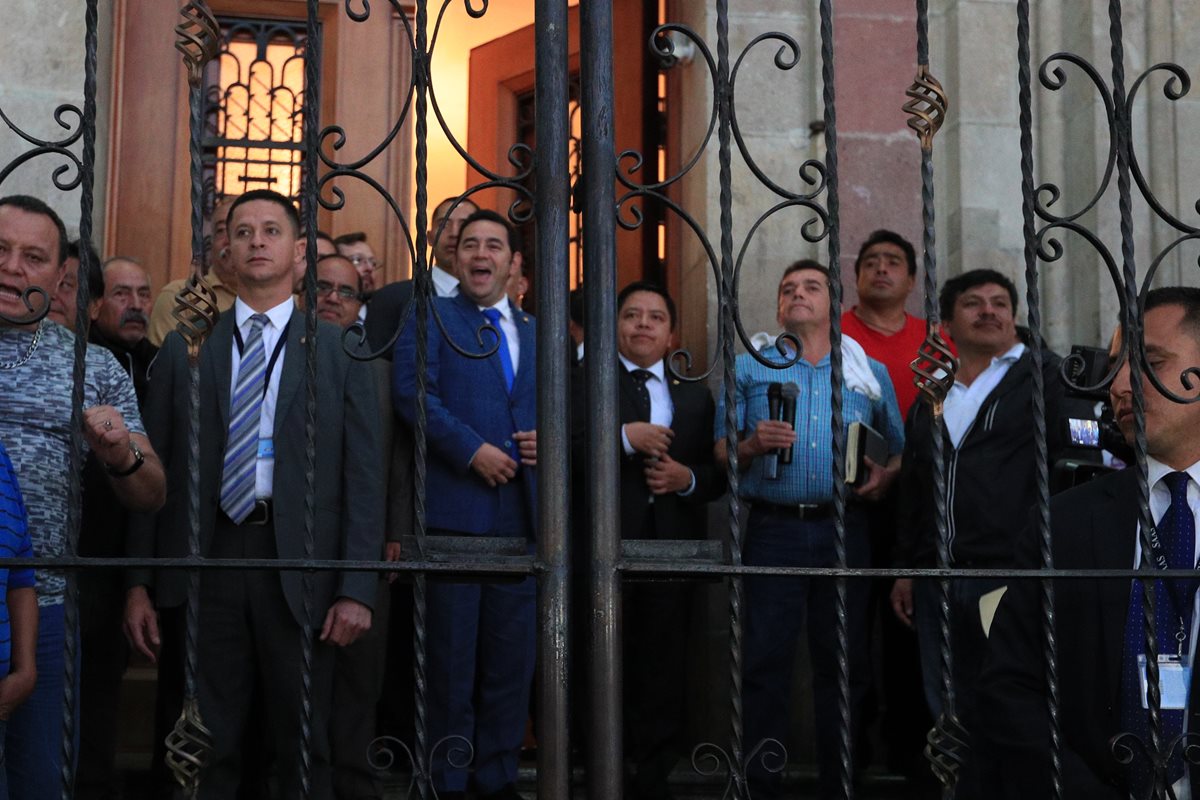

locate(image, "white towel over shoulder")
[[748, 331, 882, 401]]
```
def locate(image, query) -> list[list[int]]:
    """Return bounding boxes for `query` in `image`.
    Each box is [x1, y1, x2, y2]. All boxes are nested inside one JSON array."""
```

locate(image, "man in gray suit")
[[125, 189, 384, 798]]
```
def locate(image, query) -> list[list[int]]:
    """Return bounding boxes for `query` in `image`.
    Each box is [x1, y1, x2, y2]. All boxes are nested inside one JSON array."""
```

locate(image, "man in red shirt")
[[839, 229, 934, 783], [841, 229, 927, 419]]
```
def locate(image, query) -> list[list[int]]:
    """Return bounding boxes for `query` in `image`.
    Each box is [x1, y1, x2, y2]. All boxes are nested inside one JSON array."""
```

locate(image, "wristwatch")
[[106, 441, 146, 478]]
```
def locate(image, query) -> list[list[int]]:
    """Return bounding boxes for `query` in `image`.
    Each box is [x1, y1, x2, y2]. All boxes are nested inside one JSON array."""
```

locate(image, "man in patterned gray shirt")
[[0, 194, 164, 797]]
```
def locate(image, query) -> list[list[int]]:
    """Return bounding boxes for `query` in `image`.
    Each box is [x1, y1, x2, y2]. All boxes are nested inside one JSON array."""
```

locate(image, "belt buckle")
[[796, 503, 822, 519], [245, 499, 271, 526]]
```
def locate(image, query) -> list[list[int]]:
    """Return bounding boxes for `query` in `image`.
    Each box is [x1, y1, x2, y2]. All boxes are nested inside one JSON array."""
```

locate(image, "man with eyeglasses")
[[312, 254, 364, 329], [334, 231, 379, 297]]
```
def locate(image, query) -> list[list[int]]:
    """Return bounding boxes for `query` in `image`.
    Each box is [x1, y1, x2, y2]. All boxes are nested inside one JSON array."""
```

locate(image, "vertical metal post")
[[534, 0, 572, 797], [1014, 2, 1063, 798], [816, 1, 852, 796], [580, 0, 622, 796], [59, 1, 99, 796], [296, 0, 322, 797]]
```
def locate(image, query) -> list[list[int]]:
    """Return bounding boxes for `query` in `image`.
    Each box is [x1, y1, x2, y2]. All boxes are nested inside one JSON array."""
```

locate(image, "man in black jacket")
[[77, 255, 159, 800], [572, 281, 725, 799], [891, 269, 1066, 730]]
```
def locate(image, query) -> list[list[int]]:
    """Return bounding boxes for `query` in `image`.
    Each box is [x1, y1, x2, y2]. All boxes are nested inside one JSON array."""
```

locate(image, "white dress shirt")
[[618, 354, 673, 454], [479, 297, 520, 375], [432, 264, 459, 298], [229, 297, 293, 499], [944, 342, 1025, 448]]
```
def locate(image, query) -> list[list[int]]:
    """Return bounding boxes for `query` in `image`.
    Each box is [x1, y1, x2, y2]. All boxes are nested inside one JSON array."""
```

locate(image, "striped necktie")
[[219, 314, 269, 523]]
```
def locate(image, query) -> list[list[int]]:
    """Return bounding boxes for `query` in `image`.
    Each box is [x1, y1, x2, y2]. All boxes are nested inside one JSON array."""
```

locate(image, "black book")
[[846, 421, 887, 486]]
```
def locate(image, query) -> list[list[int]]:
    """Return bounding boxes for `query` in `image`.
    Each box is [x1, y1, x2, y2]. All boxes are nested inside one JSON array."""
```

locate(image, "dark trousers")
[[624, 580, 692, 800], [743, 506, 871, 800], [197, 517, 335, 800], [426, 480, 536, 795], [332, 579, 390, 800], [76, 570, 130, 800], [914, 577, 1006, 729]]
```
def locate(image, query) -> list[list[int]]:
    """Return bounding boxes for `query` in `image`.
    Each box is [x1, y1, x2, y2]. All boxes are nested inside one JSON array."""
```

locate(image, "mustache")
[[120, 308, 148, 327]]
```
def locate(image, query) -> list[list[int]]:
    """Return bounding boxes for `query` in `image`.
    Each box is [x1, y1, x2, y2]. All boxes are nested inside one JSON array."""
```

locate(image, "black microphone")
[[765, 382, 783, 480], [780, 382, 799, 465]]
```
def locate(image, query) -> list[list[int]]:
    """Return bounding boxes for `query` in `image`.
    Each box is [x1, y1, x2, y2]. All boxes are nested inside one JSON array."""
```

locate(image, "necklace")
[[0, 321, 44, 370], [853, 308, 907, 336]]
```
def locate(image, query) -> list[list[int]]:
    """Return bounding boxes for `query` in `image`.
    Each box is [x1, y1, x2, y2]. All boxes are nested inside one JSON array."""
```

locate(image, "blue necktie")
[[1120, 470, 1197, 792], [482, 307, 514, 393], [219, 314, 269, 523]]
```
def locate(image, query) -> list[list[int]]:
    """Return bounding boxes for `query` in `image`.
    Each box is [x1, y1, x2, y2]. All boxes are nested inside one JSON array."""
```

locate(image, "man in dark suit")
[[970, 287, 1200, 799], [363, 195, 478, 355], [125, 189, 384, 799], [572, 281, 724, 799], [394, 209, 537, 800]]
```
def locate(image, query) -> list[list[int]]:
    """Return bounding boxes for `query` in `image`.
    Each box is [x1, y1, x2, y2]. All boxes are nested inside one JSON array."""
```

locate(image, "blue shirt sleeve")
[[0, 442, 35, 591], [869, 358, 905, 456]]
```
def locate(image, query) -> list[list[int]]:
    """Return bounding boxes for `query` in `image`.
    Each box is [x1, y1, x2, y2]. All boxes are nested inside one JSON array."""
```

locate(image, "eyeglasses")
[[346, 255, 379, 269], [315, 281, 359, 300]]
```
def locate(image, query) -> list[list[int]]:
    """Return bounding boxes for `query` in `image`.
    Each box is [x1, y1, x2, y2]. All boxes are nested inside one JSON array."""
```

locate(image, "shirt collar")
[[234, 296, 293, 331], [478, 297, 512, 322], [1147, 455, 1200, 493], [618, 353, 665, 383], [431, 264, 459, 297]]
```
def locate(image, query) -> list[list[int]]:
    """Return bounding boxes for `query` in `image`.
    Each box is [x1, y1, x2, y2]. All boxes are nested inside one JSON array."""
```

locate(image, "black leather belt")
[[241, 499, 273, 526], [750, 500, 834, 520]]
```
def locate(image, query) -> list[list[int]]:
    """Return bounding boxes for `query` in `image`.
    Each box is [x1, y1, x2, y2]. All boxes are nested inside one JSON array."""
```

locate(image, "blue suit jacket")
[[393, 294, 537, 536]]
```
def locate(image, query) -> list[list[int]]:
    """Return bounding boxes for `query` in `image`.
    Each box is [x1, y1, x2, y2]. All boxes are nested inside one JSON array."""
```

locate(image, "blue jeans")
[[913, 576, 1007, 727], [3, 603, 79, 800], [742, 506, 871, 800]]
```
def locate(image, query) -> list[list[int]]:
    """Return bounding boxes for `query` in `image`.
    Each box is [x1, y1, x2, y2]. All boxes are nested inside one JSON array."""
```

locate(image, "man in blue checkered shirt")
[[715, 259, 904, 799]]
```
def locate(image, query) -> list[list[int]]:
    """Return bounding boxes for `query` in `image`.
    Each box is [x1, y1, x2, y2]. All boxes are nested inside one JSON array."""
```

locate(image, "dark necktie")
[[631, 369, 653, 423], [1119, 470, 1197, 792], [482, 308, 514, 393]]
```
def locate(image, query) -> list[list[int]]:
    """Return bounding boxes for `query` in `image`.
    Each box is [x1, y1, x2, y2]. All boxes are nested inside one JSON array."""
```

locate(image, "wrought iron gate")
[[0, 0, 1197, 798]]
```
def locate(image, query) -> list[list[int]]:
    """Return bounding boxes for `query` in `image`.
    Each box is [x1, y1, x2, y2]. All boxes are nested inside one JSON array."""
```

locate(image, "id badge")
[[1138, 654, 1191, 710], [257, 438, 275, 460]]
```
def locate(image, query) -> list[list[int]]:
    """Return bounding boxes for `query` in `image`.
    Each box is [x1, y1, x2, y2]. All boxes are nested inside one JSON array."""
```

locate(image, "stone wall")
[[0, 0, 113, 247]]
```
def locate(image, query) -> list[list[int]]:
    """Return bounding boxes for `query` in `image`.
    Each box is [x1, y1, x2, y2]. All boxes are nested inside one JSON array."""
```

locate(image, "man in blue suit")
[[394, 209, 537, 800]]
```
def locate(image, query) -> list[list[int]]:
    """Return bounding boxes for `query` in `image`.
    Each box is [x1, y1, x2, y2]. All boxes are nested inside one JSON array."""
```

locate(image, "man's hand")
[[852, 454, 900, 502], [385, 541, 402, 584], [513, 430, 537, 467], [625, 422, 673, 459], [0, 667, 36, 721], [747, 419, 796, 457], [890, 578, 914, 628], [83, 405, 135, 471], [471, 443, 518, 487], [123, 585, 161, 662], [645, 454, 694, 495], [320, 598, 373, 647]]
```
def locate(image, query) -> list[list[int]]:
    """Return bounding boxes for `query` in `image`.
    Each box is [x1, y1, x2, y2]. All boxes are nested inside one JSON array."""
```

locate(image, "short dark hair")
[[68, 240, 103, 297], [432, 195, 479, 221], [333, 231, 367, 248], [854, 229, 917, 276], [314, 230, 335, 246], [939, 268, 1019, 322], [0, 195, 69, 265], [779, 259, 830, 295], [569, 287, 585, 326], [618, 281, 677, 329], [1146, 286, 1200, 342], [226, 189, 300, 235], [317, 252, 364, 296], [460, 209, 522, 254]]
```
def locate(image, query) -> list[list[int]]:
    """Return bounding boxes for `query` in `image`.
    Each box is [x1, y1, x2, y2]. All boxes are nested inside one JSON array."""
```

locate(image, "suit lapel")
[[206, 312, 236, 428], [511, 301, 535, 396], [449, 295, 507, 390], [1094, 469, 1140, 708], [272, 307, 306, 441]]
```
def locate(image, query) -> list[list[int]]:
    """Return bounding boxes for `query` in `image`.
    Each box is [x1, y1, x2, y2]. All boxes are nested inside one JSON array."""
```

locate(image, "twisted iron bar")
[[1016, 2, 1062, 797], [815, 0, 854, 796], [1108, 1, 1166, 796], [175, 1, 221, 87], [58, 2, 99, 797], [906, 1, 961, 795]]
